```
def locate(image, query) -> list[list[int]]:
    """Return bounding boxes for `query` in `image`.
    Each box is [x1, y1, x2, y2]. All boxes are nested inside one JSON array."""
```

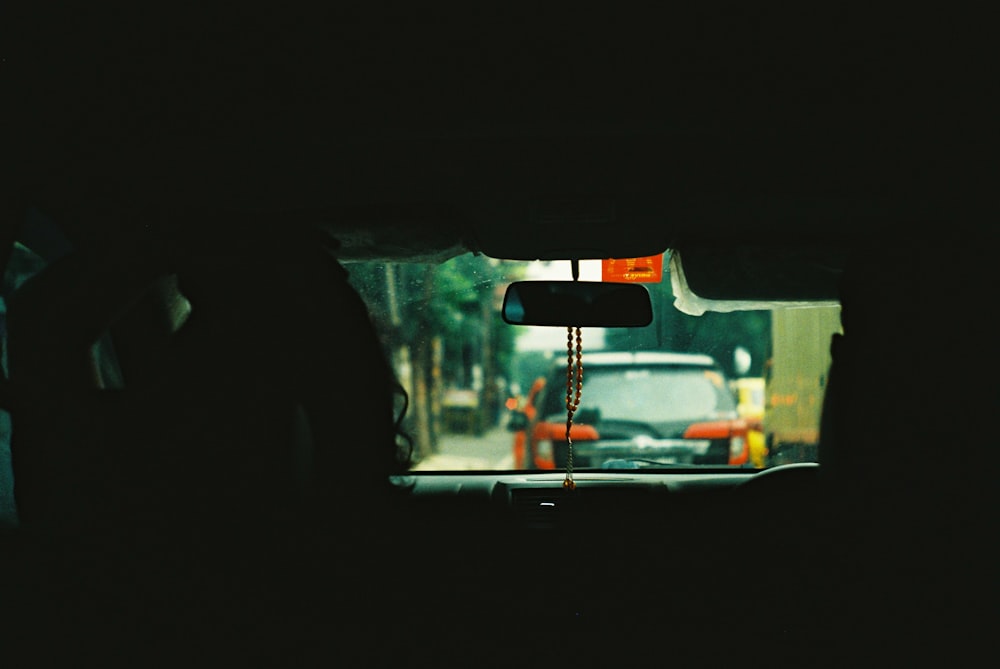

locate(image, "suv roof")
[[573, 351, 719, 367]]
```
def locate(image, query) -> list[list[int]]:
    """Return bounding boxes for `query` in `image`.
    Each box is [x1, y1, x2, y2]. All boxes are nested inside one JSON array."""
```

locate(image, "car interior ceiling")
[[2, 5, 994, 666]]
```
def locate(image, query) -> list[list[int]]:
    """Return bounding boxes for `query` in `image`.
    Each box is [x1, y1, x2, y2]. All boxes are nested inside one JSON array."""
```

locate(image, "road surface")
[[411, 425, 514, 470]]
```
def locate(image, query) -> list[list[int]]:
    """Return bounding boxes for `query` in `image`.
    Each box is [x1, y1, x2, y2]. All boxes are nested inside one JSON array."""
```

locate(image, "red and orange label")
[[601, 254, 664, 283]]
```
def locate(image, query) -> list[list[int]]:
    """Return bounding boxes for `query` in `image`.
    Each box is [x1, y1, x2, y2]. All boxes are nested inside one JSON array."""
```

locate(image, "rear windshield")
[[541, 365, 737, 424]]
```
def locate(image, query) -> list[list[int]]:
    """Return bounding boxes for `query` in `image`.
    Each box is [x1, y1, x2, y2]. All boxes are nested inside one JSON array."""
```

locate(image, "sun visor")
[[670, 246, 844, 315]]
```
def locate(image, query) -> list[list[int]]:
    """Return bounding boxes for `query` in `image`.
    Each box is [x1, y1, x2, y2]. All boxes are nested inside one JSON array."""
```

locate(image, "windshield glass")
[[346, 252, 840, 472], [539, 367, 736, 424]]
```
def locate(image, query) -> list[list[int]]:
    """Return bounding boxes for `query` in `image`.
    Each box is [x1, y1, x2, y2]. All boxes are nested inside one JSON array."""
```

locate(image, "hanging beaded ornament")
[[563, 325, 582, 490]]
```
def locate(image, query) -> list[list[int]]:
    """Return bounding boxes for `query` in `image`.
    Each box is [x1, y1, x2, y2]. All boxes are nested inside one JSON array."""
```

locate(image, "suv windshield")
[[346, 253, 839, 472]]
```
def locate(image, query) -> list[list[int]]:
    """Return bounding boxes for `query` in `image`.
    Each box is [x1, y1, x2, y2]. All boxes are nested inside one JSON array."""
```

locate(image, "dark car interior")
[[3, 4, 993, 667]]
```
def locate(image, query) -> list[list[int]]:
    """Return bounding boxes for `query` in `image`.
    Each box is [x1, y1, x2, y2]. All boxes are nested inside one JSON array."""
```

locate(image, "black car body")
[[527, 351, 750, 469]]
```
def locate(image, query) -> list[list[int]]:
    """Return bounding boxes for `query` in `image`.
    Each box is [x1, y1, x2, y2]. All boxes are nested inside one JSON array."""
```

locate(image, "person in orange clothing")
[[508, 376, 546, 469]]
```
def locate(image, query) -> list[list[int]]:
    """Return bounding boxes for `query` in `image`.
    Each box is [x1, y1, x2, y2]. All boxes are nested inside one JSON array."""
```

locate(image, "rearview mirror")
[[501, 281, 653, 327]]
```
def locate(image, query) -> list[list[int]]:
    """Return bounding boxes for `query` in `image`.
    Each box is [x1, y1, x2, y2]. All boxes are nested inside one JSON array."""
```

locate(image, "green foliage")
[[605, 266, 771, 378], [346, 254, 526, 389]]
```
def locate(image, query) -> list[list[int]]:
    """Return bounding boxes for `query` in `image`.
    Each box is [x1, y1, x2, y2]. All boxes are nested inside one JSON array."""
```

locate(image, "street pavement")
[[411, 425, 514, 470]]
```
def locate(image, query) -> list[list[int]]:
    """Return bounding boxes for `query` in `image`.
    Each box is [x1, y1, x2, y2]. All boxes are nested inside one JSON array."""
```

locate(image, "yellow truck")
[[764, 306, 842, 466]]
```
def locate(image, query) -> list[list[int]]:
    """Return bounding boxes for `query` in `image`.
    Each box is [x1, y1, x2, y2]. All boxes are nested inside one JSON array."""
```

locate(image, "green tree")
[[605, 261, 771, 378], [347, 255, 525, 457]]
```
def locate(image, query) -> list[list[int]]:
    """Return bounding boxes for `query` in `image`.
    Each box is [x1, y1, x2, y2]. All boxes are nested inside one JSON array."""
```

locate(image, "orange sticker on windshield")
[[601, 255, 664, 283]]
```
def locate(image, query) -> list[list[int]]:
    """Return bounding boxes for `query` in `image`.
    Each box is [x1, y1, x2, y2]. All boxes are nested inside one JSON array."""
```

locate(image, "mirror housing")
[[733, 346, 752, 377], [501, 281, 653, 327], [506, 411, 529, 432]]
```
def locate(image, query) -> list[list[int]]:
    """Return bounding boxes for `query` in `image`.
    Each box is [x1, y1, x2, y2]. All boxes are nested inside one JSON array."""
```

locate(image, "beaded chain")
[[563, 325, 583, 490]]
